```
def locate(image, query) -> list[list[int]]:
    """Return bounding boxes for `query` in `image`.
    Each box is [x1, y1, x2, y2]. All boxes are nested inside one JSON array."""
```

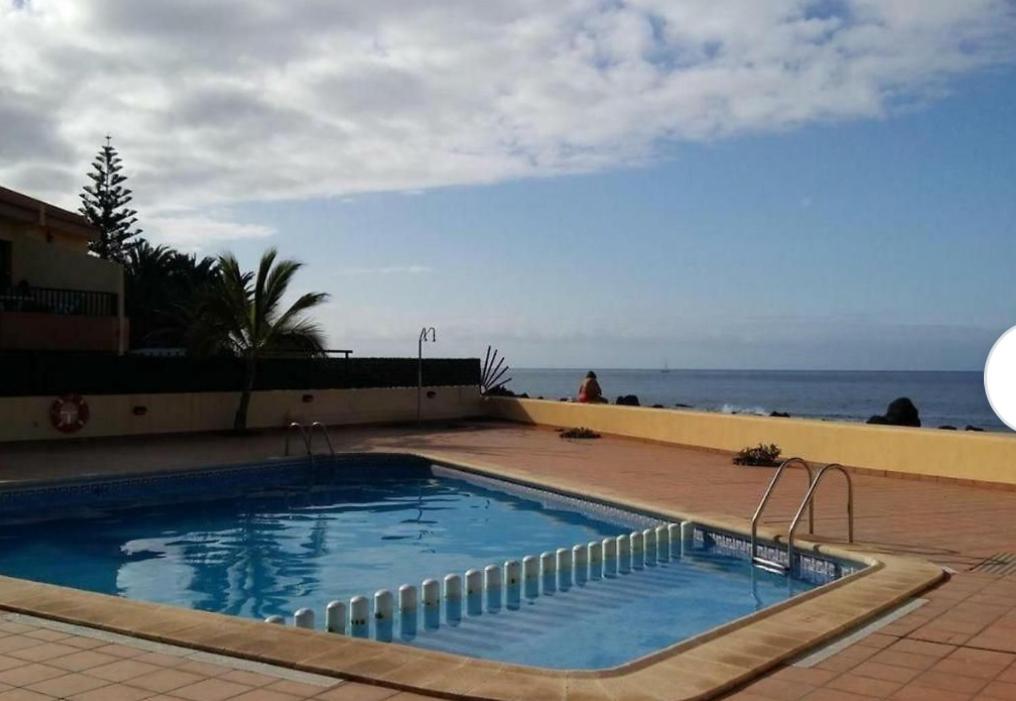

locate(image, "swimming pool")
[[0, 455, 861, 669]]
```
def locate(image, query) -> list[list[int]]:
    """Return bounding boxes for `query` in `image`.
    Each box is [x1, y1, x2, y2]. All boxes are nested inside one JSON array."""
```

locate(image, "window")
[[0, 240, 11, 289]]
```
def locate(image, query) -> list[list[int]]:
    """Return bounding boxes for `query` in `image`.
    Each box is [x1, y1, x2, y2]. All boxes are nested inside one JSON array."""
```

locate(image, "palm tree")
[[125, 241, 219, 348], [189, 248, 329, 431], [124, 241, 173, 346]]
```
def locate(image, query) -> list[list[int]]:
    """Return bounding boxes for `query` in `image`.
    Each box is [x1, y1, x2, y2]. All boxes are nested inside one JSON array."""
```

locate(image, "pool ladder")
[[749, 457, 853, 575], [285, 421, 336, 460]]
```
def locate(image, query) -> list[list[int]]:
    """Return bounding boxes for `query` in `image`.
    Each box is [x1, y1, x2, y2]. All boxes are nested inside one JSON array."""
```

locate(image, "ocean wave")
[[718, 404, 769, 416]]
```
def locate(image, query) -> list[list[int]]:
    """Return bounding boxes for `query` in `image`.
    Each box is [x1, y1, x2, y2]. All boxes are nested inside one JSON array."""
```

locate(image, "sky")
[[1, 1, 1015, 370]]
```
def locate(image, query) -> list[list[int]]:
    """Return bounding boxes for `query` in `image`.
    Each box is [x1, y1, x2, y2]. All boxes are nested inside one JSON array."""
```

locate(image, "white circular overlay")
[[984, 325, 1016, 431]]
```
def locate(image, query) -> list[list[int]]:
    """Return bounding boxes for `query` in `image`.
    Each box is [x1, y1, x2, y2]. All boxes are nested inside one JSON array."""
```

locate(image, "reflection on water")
[[0, 472, 631, 621]]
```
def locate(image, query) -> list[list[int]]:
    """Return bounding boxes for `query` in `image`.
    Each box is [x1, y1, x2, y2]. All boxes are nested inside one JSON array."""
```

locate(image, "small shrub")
[[732, 443, 781, 466], [559, 427, 601, 439]]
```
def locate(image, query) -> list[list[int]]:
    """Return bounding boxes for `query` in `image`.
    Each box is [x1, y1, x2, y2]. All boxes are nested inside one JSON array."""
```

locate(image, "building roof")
[[0, 185, 98, 241]]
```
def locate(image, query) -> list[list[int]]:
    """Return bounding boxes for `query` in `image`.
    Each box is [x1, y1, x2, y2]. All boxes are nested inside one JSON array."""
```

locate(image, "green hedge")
[[0, 353, 480, 397]]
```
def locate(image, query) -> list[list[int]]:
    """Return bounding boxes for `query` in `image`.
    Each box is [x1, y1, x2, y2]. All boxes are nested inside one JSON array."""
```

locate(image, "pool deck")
[[1, 421, 1015, 700]]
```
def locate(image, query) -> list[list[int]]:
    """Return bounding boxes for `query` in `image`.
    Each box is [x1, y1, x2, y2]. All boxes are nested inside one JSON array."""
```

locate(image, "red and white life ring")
[[50, 394, 90, 433]]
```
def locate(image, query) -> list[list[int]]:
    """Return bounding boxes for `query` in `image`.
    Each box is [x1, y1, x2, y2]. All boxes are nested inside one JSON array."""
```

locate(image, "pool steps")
[[522, 555, 538, 580], [326, 600, 346, 633], [266, 521, 688, 637], [375, 590, 394, 620], [349, 596, 369, 626], [422, 578, 440, 607], [506, 560, 521, 585], [294, 608, 314, 628], [399, 584, 417, 611], [465, 569, 483, 595], [444, 573, 462, 599]]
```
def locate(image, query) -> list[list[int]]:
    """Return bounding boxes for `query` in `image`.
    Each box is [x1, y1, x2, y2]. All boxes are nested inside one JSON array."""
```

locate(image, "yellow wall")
[[0, 219, 91, 255], [0, 221, 127, 352], [6, 389, 1012, 485], [0, 386, 483, 442], [486, 397, 1016, 485], [0, 224, 123, 296]]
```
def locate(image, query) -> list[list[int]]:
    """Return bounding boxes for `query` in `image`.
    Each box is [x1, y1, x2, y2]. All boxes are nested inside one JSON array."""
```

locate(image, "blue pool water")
[[0, 457, 845, 669]]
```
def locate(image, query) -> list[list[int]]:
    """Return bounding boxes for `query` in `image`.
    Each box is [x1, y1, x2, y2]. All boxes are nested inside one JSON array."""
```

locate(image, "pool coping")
[[0, 450, 945, 701]]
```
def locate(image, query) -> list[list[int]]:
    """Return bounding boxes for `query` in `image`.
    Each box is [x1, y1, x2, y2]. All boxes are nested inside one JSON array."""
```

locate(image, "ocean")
[[504, 369, 1006, 432]]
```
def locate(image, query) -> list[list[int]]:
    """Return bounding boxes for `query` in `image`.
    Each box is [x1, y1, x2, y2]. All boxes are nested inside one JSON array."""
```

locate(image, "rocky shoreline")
[[487, 386, 989, 432]]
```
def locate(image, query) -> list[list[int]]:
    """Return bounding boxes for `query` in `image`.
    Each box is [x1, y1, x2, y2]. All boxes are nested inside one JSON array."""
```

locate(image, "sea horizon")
[[504, 368, 1004, 433]]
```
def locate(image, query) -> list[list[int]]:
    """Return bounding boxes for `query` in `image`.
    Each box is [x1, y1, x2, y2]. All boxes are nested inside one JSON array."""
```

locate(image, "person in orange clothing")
[[577, 371, 606, 403]]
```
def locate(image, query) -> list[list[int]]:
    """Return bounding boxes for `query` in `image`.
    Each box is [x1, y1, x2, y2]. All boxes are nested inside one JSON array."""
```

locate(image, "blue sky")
[[219, 69, 1016, 370], [3, 1, 1015, 369]]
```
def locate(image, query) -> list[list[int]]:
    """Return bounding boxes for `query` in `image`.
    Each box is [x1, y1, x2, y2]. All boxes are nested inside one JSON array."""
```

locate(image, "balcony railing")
[[0, 286, 118, 317]]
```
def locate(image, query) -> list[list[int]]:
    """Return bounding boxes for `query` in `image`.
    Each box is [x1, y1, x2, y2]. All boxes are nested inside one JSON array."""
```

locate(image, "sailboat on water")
[[661, 360, 670, 374]]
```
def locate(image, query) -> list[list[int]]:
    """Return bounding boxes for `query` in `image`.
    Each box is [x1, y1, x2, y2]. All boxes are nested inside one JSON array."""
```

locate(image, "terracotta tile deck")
[[3, 421, 1016, 699], [0, 613, 414, 700]]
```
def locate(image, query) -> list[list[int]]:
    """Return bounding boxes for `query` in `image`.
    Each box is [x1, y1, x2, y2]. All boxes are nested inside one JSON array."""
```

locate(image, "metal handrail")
[[0, 285, 117, 317], [750, 457, 815, 565], [310, 421, 335, 456], [285, 422, 313, 457], [786, 463, 854, 573]]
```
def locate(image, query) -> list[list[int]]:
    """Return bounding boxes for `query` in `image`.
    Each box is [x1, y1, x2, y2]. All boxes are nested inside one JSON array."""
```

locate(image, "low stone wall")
[[0, 386, 483, 442], [485, 397, 1016, 486]]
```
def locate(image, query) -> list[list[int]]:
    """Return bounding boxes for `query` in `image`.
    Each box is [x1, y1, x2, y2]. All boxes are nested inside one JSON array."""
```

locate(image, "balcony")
[[0, 286, 126, 352], [0, 286, 117, 317]]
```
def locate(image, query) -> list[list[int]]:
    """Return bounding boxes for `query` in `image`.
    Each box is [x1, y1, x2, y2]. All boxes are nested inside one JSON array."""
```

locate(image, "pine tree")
[[79, 136, 142, 262]]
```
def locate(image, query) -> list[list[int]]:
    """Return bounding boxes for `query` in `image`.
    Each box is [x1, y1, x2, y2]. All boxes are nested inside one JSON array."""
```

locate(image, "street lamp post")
[[417, 326, 436, 422]]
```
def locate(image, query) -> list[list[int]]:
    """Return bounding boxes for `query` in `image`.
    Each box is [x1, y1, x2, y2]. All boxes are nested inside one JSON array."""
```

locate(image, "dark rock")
[[674, 403, 692, 408], [867, 397, 920, 427], [559, 397, 569, 402], [537, 396, 544, 400], [484, 385, 516, 397], [519, 393, 529, 399], [965, 425, 984, 432], [652, 404, 664, 409], [939, 425, 957, 430], [615, 395, 640, 406], [769, 411, 791, 418], [886, 397, 921, 426]]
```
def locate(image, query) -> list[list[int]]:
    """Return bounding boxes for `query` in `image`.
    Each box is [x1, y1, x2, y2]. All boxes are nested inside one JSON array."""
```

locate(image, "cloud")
[[144, 214, 274, 249], [1, 0, 1013, 242]]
